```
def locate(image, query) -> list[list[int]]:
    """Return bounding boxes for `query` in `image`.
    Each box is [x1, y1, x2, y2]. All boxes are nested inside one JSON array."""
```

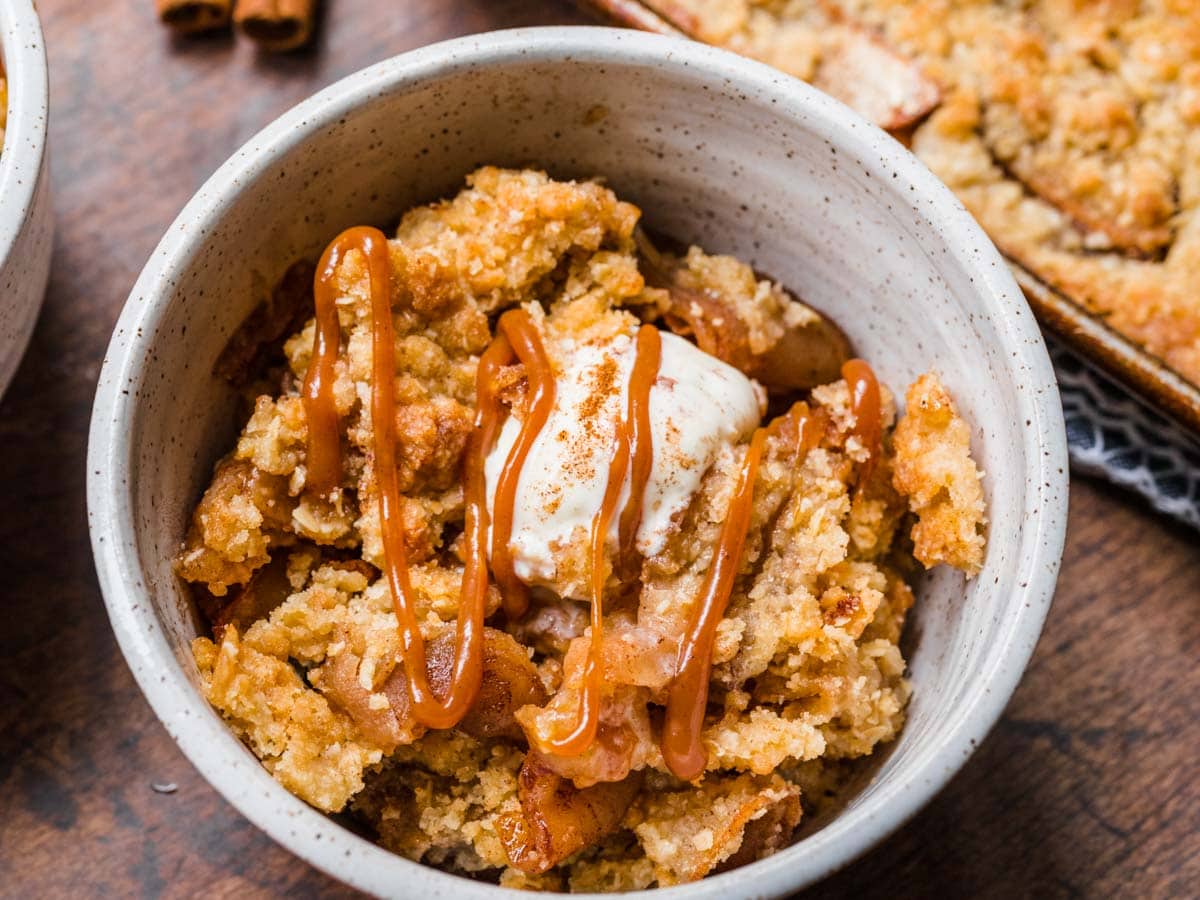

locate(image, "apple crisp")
[[179, 167, 986, 890], [642, 0, 1200, 388]]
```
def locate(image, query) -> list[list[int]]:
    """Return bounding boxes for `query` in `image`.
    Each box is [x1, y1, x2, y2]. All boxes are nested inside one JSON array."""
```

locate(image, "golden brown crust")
[[193, 627, 384, 812], [633, 773, 801, 884], [893, 372, 986, 576], [643, 0, 939, 129], [176, 458, 296, 596], [651, 0, 1200, 387]]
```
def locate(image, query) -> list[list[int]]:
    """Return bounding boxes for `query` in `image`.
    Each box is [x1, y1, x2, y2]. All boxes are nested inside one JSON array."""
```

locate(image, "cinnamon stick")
[[234, 0, 316, 52], [156, 0, 232, 34]]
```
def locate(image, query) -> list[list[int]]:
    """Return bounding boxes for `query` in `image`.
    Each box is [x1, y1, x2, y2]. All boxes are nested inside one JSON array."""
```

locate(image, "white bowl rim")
[[0, 0, 48, 267], [87, 26, 1068, 899]]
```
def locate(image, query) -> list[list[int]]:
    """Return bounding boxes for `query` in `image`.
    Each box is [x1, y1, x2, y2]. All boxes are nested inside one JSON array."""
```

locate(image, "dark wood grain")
[[0, 1, 1195, 897]]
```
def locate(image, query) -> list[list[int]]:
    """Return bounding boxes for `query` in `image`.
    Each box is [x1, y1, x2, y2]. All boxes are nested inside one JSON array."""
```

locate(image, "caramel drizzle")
[[534, 325, 663, 757], [304, 226, 486, 729], [661, 400, 824, 780], [302, 229, 365, 495], [841, 358, 882, 488], [661, 429, 759, 779], [488, 310, 559, 621], [773, 399, 824, 462], [617, 325, 662, 578]]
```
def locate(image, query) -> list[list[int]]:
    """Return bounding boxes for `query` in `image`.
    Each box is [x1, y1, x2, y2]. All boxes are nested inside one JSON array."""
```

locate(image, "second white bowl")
[[0, 0, 50, 396]]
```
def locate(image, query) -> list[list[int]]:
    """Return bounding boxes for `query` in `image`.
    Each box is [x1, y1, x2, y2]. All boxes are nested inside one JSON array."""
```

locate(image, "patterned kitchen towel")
[[1051, 338, 1200, 531]]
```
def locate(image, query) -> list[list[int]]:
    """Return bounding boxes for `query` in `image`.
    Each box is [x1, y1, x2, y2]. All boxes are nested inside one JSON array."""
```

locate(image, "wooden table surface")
[[1, 1, 1196, 897]]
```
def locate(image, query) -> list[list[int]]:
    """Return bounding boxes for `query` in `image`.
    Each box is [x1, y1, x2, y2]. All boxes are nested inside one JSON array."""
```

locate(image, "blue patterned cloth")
[[1051, 339, 1200, 531]]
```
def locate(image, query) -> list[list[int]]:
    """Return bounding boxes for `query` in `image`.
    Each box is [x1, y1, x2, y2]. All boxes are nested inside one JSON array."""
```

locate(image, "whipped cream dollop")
[[483, 326, 763, 601]]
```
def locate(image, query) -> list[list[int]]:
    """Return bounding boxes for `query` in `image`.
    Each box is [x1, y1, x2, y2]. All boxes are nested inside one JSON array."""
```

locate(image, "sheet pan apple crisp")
[[642, 0, 1200, 388], [178, 167, 987, 890]]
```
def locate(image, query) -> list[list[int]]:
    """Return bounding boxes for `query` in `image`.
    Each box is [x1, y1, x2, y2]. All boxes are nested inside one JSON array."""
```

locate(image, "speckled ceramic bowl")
[[0, 0, 51, 396], [88, 27, 1067, 899]]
